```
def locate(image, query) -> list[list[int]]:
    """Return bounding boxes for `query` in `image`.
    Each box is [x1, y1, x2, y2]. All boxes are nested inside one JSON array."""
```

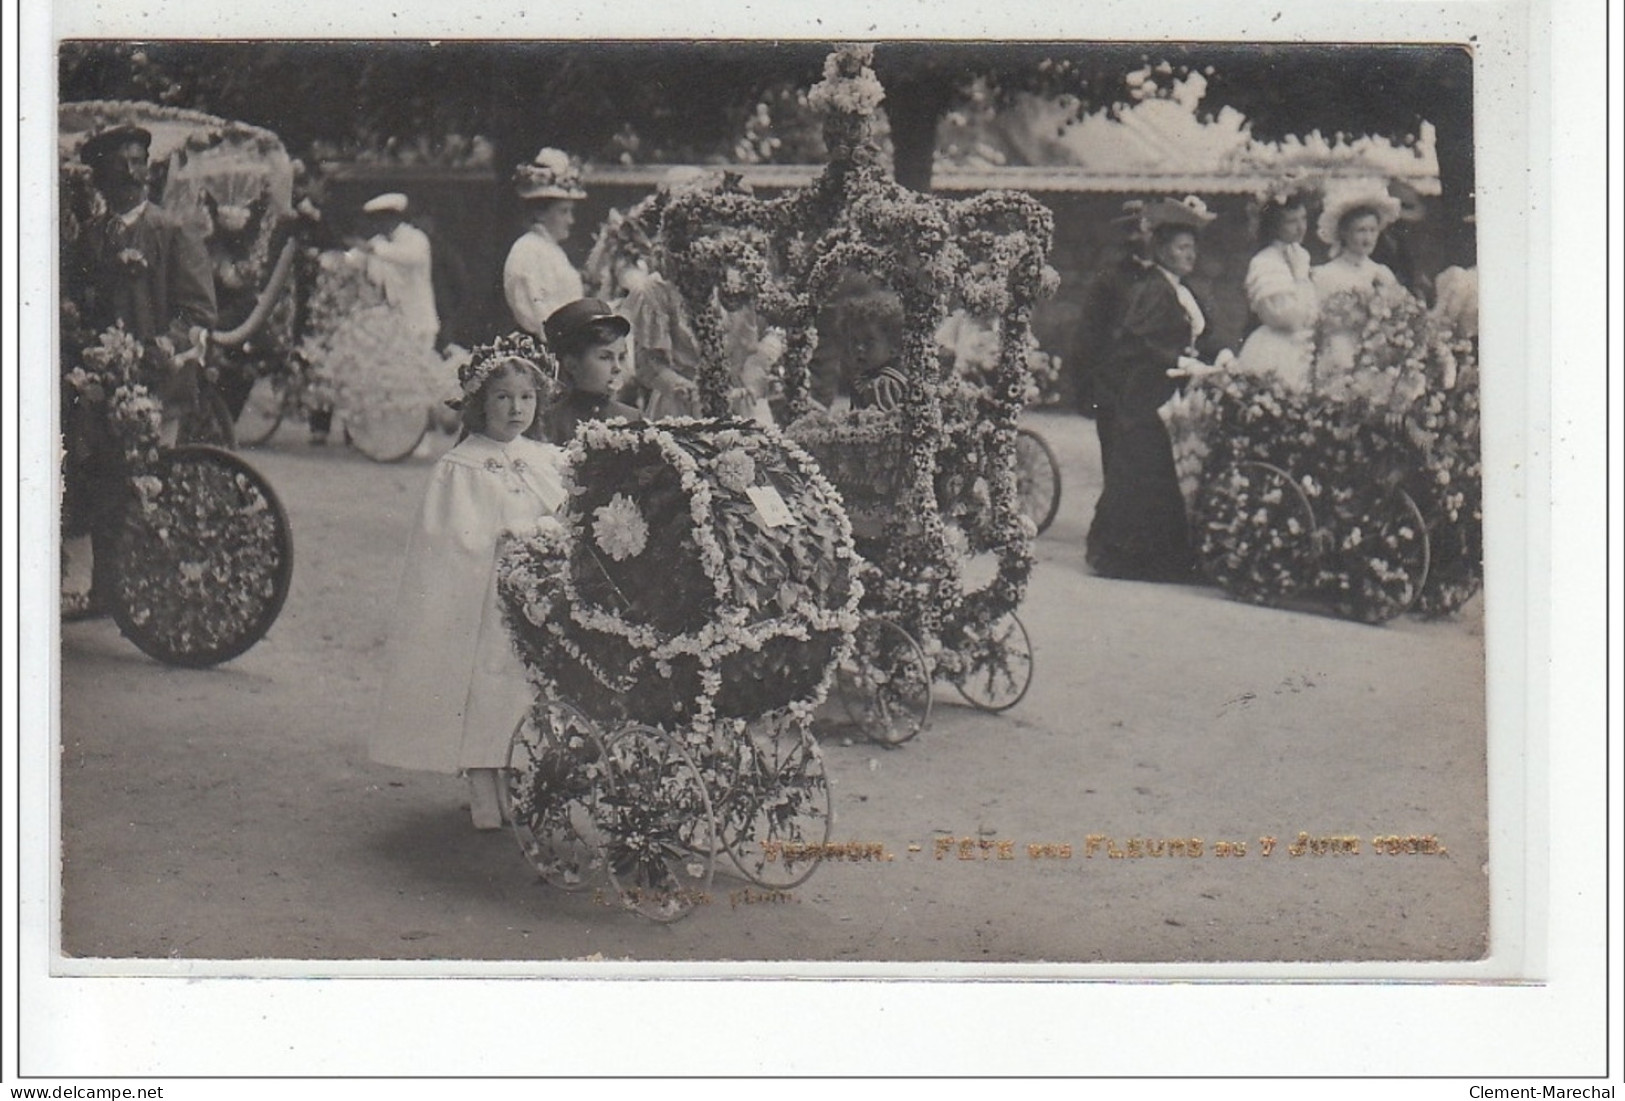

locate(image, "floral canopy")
[[657, 45, 1058, 668]]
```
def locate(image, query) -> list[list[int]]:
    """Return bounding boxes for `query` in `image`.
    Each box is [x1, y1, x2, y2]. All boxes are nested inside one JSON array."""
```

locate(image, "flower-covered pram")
[[1172, 281, 1482, 624], [658, 45, 1057, 744], [495, 418, 862, 920]]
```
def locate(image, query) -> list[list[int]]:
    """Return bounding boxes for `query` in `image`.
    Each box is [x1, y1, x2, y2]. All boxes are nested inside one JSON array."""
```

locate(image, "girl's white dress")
[[1234, 241, 1318, 391], [1310, 255, 1405, 380], [371, 433, 567, 774]]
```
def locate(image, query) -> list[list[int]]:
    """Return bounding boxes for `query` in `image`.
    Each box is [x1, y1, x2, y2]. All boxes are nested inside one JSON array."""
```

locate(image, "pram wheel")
[[503, 700, 604, 892], [591, 724, 716, 923], [837, 616, 933, 746], [1014, 427, 1062, 536], [952, 611, 1034, 713], [234, 374, 286, 447], [109, 445, 293, 667], [1329, 486, 1431, 625], [346, 402, 429, 464], [717, 714, 834, 889], [1195, 460, 1321, 606]]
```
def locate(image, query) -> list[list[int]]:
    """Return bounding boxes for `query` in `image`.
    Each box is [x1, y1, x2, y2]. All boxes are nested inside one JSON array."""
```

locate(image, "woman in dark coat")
[[1086, 197, 1221, 582]]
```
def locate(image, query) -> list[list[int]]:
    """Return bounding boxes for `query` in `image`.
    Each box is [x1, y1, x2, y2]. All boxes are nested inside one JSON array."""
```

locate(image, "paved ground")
[[56, 407, 1488, 966]]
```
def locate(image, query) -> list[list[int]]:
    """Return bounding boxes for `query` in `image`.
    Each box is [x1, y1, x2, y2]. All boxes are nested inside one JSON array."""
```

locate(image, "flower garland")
[[497, 418, 863, 745], [654, 44, 1056, 674]]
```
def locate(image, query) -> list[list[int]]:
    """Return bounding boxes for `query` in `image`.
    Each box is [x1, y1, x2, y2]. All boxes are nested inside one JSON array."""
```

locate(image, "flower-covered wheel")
[[234, 374, 286, 448], [108, 445, 293, 667], [837, 616, 933, 746], [1327, 486, 1431, 625], [1014, 427, 1062, 536], [1195, 460, 1322, 607], [590, 723, 717, 923], [716, 714, 834, 889], [503, 700, 605, 892], [1409, 477, 1481, 618], [345, 402, 428, 463], [1412, 512, 1481, 618], [951, 611, 1034, 714]]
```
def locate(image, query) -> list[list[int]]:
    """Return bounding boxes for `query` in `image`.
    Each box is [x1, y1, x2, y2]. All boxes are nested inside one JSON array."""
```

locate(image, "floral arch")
[[658, 45, 1057, 668]]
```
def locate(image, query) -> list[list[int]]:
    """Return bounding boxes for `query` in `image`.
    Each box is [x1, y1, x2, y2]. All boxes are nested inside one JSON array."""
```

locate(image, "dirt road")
[[57, 409, 1488, 965]]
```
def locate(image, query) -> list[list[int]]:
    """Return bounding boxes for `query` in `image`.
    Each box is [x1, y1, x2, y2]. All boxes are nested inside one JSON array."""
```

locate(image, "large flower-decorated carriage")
[[1175, 282, 1482, 624], [495, 418, 862, 921], [657, 45, 1058, 744]]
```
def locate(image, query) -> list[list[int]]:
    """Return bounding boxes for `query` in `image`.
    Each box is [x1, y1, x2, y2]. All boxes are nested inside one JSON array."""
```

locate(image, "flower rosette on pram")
[[494, 418, 863, 916]]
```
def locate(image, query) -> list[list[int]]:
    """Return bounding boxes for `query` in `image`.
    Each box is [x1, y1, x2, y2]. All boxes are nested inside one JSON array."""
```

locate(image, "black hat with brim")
[[79, 125, 154, 169], [543, 297, 632, 352]]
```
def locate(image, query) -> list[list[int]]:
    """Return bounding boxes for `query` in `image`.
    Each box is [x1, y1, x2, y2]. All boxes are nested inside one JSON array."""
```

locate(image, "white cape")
[[370, 433, 567, 773]]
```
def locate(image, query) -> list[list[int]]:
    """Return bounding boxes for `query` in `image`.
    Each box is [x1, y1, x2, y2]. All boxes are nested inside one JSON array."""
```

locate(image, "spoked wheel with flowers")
[[1324, 484, 1431, 625], [589, 723, 717, 923], [502, 699, 606, 892], [344, 401, 430, 464], [1410, 506, 1481, 618], [108, 444, 294, 667], [1013, 428, 1062, 536], [836, 616, 934, 746], [949, 611, 1034, 714], [714, 713, 834, 889], [1195, 460, 1323, 608]]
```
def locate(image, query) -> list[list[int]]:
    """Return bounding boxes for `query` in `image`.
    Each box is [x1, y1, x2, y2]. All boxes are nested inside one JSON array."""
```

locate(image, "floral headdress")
[[1317, 180, 1403, 253], [448, 331, 558, 410], [513, 147, 587, 201]]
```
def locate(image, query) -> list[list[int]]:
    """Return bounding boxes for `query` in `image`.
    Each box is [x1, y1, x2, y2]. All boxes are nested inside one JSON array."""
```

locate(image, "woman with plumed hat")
[[503, 147, 588, 339], [1086, 196, 1223, 583]]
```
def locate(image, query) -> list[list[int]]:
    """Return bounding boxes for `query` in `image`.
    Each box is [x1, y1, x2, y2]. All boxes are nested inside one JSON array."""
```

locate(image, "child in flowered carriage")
[[370, 333, 569, 829], [583, 173, 786, 425], [1168, 180, 1482, 622]]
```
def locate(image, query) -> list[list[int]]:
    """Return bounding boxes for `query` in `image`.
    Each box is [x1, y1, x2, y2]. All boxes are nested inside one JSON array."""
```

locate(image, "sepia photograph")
[[50, 33, 1492, 965], [13, 0, 1607, 1082]]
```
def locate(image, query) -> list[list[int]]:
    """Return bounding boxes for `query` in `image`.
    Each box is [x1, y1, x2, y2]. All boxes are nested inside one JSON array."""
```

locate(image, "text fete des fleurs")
[[755, 832, 1448, 864]]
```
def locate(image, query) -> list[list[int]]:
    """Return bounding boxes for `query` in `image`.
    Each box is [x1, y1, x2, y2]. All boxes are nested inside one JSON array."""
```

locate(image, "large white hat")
[[514, 147, 587, 201], [361, 192, 409, 214], [1317, 182, 1402, 249]]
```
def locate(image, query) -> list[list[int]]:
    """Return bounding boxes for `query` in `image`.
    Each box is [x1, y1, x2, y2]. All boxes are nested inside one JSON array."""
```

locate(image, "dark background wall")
[[322, 166, 1460, 405]]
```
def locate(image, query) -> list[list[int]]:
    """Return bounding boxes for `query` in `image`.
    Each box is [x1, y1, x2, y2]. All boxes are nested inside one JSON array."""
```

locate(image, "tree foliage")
[[60, 39, 1473, 226]]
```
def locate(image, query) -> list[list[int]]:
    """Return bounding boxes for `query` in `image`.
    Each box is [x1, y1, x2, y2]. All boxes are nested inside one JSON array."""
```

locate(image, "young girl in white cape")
[[370, 333, 568, 829]]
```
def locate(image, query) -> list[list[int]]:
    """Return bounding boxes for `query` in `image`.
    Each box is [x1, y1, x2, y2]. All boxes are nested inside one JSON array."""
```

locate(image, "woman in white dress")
[[503, 147, 587, 340], [1233, 191, 1318, 391], [1310, 183, 1408, 385], [371, 334, 568, 829]]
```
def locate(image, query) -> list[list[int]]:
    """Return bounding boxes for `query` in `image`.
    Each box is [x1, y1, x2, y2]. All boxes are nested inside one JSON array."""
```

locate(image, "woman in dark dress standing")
[[1086, 197, 1222, 582]]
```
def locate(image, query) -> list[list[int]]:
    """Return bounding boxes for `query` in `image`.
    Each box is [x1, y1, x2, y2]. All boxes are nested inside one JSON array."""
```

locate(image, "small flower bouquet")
[[497, 419, 863, 738]]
